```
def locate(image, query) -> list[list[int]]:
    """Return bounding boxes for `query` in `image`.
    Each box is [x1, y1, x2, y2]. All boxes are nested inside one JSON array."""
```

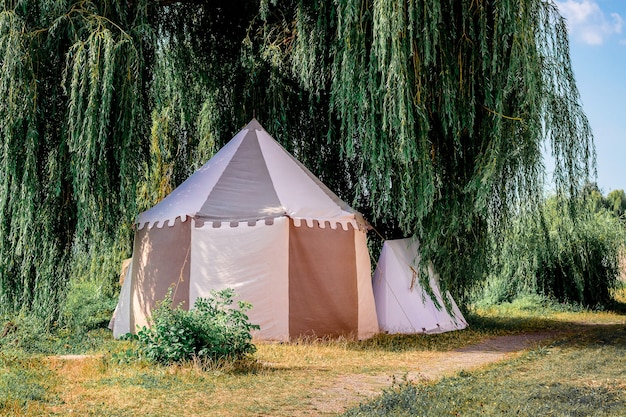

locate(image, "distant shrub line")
[[479, 191, 625, 308]]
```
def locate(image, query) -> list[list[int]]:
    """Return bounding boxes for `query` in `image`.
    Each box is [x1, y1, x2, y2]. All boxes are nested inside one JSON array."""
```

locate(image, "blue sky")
[[555, 0, 626, 193]]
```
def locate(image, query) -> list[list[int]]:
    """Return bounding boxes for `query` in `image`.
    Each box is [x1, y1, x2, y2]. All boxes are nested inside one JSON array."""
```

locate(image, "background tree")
[[605, 189, 626, 218], [0, 0, 594, 323], [482, 192, 625, 307]]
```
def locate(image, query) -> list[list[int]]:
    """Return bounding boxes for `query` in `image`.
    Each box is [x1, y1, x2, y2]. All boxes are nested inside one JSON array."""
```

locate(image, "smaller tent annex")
[[110, 119, 379, 341], [372, 238, 467, 334]]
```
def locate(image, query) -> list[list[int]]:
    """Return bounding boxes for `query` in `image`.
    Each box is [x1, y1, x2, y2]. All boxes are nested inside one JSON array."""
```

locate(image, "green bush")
[[129, 288, 259, 365], [0, 277, 119, 355], [0, 314, 54, 353], [0, 312, 116, 355], [60, 280, 118, 335]]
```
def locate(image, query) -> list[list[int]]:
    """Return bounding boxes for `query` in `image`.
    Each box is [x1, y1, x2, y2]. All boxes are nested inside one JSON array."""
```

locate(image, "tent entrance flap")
[[189, 217, 290, 341], [288, 220, 358, 338]]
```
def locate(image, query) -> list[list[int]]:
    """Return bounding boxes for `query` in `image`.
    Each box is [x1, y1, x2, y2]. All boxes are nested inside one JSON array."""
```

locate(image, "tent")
[[110, 119, 378, 341], [372, 238, 467, 334]]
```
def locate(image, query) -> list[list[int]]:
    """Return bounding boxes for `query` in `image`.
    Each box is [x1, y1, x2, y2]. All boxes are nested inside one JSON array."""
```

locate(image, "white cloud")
[[556, 0, 623, 45]]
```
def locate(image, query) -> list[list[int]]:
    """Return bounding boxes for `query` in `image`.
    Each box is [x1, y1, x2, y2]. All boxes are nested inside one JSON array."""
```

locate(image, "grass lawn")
[[342, 324, 625, 416], [0, 290, 624, 416]]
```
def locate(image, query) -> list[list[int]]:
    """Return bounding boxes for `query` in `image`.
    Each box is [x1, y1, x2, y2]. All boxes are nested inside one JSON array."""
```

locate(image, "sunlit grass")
[[0, 352, 58, 416]]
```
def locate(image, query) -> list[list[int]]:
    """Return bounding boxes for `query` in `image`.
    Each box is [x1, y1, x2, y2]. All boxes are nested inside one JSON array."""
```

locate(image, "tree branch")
[[159, 0, 206, 6]]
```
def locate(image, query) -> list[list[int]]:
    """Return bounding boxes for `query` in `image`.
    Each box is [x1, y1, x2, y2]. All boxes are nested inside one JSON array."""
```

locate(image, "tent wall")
[[110, 259, 133, 337], [354, 227, 380, 339], [129, 217, 191, 331], [113, 216, 378, 341], [288, 220, 359, 338], [373, 239, 467, 334], [111, 120, 379, 340], [190, 217, 290, 341]]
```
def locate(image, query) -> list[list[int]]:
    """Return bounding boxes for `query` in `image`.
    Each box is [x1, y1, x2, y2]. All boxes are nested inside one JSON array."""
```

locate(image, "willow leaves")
[[0, 0, 593, 318], [0, 1, 152, 318]]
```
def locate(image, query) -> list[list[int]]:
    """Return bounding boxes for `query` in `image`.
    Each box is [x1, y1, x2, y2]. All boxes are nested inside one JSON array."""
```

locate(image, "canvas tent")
[[110, 119, 378, 341], [372, 238, 467, 334]]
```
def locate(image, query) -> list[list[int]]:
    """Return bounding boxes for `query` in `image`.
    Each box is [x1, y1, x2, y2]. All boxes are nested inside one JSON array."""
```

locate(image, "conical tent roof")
[[137, 119, 363, 230], [373, 238, 467, 334]]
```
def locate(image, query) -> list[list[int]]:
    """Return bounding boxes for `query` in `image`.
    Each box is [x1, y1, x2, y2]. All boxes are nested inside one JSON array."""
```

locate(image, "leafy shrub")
[[60, 280, 118, 335], [0, 313, 60, 354], [128, 288, 259, 365], [0, 312, 116, 355], [0, 278, 119, 355]]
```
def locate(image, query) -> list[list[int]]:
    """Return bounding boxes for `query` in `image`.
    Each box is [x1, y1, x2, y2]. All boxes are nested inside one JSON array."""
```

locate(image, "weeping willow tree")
[[250, 0, 594, 303], [0, 0, 593, 322], [333, 0, 594, 301], [0, 0, 154, 320]]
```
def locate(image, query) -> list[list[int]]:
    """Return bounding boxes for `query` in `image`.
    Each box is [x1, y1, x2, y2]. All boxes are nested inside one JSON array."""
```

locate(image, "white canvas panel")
[[373, 243, 417, 332], [136, 127, 248, 229], [424, 264, 468, 332], [110, 259, 133, 338], [190, 216, 290, 341], [256, 129, 356, 228], [371, 254, 390, 328], [354, 229, 379, 339], [386, 266, 443, 333], [435, 275, 468, 331], [373, 279, 405, 332]]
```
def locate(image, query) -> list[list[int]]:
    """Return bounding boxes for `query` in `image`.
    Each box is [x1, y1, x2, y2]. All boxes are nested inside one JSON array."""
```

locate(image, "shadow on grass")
[[344, 316, 571, 354], [605, 299, 626, 314], [345, 303, 626, 353]]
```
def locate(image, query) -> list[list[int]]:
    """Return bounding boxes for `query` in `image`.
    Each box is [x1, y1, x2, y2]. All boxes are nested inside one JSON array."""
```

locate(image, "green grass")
[[342, 324, 625, 416], [0, 290, 624, 416], [0, 351, 59, 415]]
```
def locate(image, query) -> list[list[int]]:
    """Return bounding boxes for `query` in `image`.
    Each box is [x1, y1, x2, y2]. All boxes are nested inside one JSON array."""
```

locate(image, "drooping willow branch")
[[0, 0, 593, 320]]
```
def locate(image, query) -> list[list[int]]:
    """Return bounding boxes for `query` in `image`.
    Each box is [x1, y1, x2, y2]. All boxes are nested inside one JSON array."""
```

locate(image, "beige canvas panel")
[[196, 122, 283, 222], [130, 218, 191, 331], [354, 228, 379, 339], [288, 219, 358, 338]]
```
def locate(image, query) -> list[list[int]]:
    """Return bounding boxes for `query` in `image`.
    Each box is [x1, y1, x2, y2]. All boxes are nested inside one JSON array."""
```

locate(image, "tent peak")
[[244, 118, 264, 132]]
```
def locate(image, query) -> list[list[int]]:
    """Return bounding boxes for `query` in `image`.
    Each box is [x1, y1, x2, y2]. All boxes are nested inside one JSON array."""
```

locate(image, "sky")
[[554, 0, 626, 193]]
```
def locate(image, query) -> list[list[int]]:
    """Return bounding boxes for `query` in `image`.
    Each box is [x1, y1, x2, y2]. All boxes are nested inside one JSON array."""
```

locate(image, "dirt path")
[[306, 331, 560, 415]]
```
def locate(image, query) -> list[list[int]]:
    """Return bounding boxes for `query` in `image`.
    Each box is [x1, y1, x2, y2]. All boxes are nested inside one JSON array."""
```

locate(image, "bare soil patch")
[[53, 354, 100, 360]]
